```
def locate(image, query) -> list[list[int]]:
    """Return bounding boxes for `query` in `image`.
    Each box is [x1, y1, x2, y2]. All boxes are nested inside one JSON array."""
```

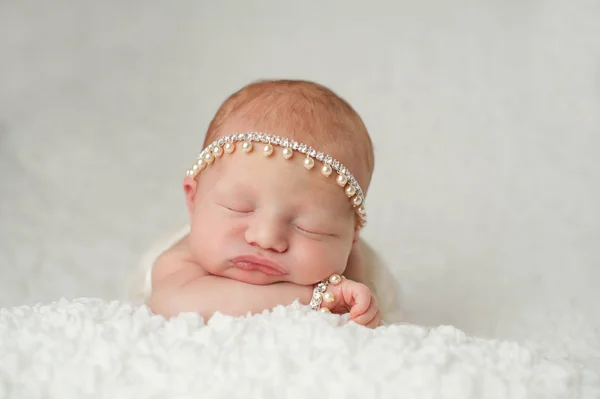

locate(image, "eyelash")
[[221, 204, 253, 214], [293, 224, 331, 237]]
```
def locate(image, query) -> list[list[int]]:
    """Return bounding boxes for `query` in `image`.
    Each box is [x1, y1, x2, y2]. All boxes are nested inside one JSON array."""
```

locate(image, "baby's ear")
[[183, 176, 198, 217]]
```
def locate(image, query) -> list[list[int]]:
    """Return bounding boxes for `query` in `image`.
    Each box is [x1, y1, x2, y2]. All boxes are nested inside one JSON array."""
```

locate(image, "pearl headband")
[[185, 132, 367, 227]]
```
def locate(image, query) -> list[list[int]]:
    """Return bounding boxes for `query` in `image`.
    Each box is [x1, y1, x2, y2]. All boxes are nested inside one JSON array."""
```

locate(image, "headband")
[[185, 132, 367, 227]]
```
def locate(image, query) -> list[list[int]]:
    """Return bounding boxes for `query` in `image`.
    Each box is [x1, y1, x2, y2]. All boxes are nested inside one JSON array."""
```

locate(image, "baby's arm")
[[148, 238, 313, 320], [150, 267, 313, 320]]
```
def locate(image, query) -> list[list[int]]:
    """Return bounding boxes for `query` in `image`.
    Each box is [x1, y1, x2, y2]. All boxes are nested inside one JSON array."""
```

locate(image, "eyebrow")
[[216, 181, 256, 197], [297, 194, 351, 222]]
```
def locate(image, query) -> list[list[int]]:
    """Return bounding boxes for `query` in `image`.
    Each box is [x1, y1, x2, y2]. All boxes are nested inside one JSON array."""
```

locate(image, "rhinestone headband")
[[185, 132, 367, 227]]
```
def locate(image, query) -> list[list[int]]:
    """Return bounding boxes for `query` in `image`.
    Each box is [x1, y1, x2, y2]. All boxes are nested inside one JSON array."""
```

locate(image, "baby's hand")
[[319, 276, 381, 328]]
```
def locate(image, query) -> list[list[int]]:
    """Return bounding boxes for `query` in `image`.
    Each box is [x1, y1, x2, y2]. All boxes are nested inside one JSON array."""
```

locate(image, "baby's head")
[[183, 80, 374, 286]]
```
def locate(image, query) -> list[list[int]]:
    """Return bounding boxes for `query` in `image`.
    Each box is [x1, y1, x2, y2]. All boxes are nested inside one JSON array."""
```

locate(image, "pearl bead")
[[328, 274, 342, 285], [303, 157, 315, 170], [345, 184, 356, 197], [282, 147, 293, 159], [319, 307, 331, 313], [263, 144, 273, 156], [224, 142, 235, 154], [322, 291, 335, 303], [192, 164, 198, 172], [336, 174, 347, 187], [212, 146, 223, 157], [186, 170, 194, 177], [321, 164, 332, 177], [242, 141, 253, 153], [204, 152, 215, 164], [357, 205, 366, 216], [352, 195, 363, 207]]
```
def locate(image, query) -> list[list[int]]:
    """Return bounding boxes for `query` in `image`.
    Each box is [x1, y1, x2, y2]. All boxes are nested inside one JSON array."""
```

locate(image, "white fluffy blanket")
[[1, 299, 598, 399]]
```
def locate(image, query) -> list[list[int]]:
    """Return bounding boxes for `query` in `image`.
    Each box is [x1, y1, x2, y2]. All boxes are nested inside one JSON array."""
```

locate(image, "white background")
[[1, 1, 598, 351]]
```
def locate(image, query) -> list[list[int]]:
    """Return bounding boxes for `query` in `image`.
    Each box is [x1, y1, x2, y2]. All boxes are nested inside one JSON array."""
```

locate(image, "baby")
[[142, 79, 401, 327]]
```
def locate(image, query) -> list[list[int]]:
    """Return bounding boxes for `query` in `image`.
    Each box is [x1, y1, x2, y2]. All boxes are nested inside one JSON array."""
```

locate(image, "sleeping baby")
[[133, 79, 402, 327]]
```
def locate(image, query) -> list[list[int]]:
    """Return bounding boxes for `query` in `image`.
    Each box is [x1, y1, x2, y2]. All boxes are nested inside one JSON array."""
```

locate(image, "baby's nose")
[[244, 216, 288, 253]]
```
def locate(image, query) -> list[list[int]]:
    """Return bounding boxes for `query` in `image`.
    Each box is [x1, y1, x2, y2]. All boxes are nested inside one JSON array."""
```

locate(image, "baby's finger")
[[365, 310, 381, 329], [344, 283, 372, 318], [349, 299, 378, 326]]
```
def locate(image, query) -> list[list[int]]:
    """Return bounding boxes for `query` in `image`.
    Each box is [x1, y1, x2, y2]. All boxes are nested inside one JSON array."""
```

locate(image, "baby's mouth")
[[231, 255, 288, 276]]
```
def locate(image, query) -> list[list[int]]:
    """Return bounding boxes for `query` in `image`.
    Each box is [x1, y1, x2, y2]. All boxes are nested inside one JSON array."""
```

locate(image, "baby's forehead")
[[211, 151, 348, 215], [222, 149, 343, 196]]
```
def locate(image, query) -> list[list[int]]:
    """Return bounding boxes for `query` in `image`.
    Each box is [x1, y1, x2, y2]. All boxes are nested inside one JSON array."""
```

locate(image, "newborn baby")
[[142, 79, 401, 327]]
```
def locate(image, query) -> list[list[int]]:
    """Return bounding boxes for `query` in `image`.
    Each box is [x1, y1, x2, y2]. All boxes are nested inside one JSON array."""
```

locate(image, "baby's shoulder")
[[152, 235, 195, 285]]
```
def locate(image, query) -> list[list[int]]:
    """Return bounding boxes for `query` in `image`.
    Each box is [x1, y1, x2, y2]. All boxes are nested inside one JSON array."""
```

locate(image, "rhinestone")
[[325, 156, 333, 165], [292, 141, 299, 150], [339, 166, 346, 175], [282, 139, 289, 147], [275, 137, 281, 145], [309, 149, 317, 157], [299, 144, 308, 153], [333, 160, 340, 169], [316, 152, 325, 161], [237, 133, 244, 140]]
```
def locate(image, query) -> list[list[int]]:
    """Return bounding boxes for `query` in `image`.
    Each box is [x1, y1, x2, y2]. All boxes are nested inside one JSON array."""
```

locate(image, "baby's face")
[[184, 143, 358, 286]]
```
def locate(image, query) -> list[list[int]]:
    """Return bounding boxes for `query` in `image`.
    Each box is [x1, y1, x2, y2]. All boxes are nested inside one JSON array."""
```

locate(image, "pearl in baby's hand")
[[328, 274, 342, 285]]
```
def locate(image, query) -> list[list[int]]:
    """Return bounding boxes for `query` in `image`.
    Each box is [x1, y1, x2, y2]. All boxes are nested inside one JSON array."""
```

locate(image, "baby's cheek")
[[294, 244, 348, 284]]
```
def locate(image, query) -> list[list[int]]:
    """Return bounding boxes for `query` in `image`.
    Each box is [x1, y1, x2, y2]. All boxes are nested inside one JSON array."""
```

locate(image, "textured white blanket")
[[1, 299, 598, 398]]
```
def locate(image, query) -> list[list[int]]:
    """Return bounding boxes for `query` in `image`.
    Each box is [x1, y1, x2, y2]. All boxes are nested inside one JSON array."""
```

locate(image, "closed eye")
[[219, 204, 254, 214], [293, 224, 336, 238]]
